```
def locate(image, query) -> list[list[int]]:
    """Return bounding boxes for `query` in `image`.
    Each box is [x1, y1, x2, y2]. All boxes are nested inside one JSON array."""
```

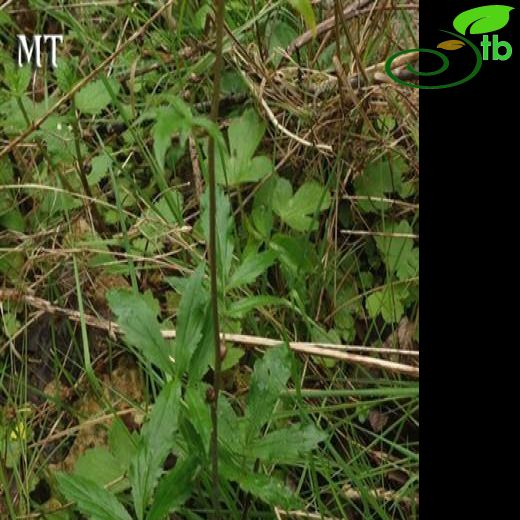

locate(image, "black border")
[[421, 1, 518, 515]]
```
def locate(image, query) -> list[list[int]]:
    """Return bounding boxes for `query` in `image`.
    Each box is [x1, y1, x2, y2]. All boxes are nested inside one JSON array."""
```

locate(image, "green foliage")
[[129, 380, 182, 520], [1, 2, 418, 517], [56, 473, 133, 520], [214, 108, 273, 185], [107, 290, 174, 375], [75, 77, 120, 115], [272, 177, 331, 231], [288, 0, 316, 35]]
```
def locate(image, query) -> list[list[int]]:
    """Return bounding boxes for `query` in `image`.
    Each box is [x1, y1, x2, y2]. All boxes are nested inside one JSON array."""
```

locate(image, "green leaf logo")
[[453, 5, 514, 35]]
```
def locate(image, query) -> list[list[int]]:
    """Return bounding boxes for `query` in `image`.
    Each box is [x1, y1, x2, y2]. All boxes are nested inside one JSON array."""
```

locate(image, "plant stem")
[[208, 0, 226, 515]]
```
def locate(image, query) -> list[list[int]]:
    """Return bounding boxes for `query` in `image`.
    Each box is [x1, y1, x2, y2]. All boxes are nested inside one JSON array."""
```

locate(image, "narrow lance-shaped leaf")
[[107, 290, 174, 376], [244, 344, 292, 442], [146, 456, 199, 520], [175, 264, 207, 374], [129, 380, 181, 520], [288, 0, 316, 36]]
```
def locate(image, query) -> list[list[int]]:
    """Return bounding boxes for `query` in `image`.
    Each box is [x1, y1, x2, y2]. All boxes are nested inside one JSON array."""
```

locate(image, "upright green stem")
[[208, 0, 226, 514]]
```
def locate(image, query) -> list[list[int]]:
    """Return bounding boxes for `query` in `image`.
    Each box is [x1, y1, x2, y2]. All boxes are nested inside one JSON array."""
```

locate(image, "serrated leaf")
[[55, 58, 78, 93], [453, 5, 514, 35], [228, 250, 277, 290], [107, 290, 174, 375], [146, 456, 198, 520], [56, 473, 132, 520], [245, 344, 292, 442], [175, 265, 207, 374], [237, 472, 302, 509], [130, 380, 181, 520], [249, 423, 326, 463], [75, 78, 120, 115], [437, 39, 465, 50]]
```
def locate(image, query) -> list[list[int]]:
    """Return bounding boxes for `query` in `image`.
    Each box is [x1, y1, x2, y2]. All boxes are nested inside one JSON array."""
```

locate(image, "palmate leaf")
[[56, 473, 132, 520], [272, 177, 330, 232], [214, 108, 273, 186]]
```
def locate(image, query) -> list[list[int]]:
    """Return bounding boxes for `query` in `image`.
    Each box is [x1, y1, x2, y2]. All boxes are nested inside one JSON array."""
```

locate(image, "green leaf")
[[129, 380, 181, 520], [269, 233, 315, 274], [187, 305, 214, 381], [249, 423, 326, 463], [146, 456, 199, 520], [228, 250, 277, 290], [153, 101, 193, 170], [227, 295, 287, 319], [107, 290, 174, 375], [272, 178, 330, 232], [200, 187, 234, 281], [374, 221, 418, 280], [245, 344, 292, 442], [288, 0, 316, 36], [365, 286, 409, 324], [56, 473, 132, 520], [214, 108, 272, 185], [75, 78, 120, 115], [88, 152, 113, 186], [221, 346, 245, 371], [453, 5, 514, 35], [108, 419, 138, 471], [237, 472, 302, 509], [229, 108, 266, 167], [184, 383, 212, 456], [175, 265, 207, 374], [73, 447, 124, 486], [354, 155, 406, 213], [55, 58, 79, 93]]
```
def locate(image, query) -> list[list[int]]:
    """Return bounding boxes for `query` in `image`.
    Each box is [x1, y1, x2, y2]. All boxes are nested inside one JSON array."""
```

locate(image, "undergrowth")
[[1, 0, 419, 518]]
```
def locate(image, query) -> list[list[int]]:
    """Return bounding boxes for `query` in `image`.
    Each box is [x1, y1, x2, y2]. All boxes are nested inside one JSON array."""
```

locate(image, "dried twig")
[[0, 289, 419, 377]]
